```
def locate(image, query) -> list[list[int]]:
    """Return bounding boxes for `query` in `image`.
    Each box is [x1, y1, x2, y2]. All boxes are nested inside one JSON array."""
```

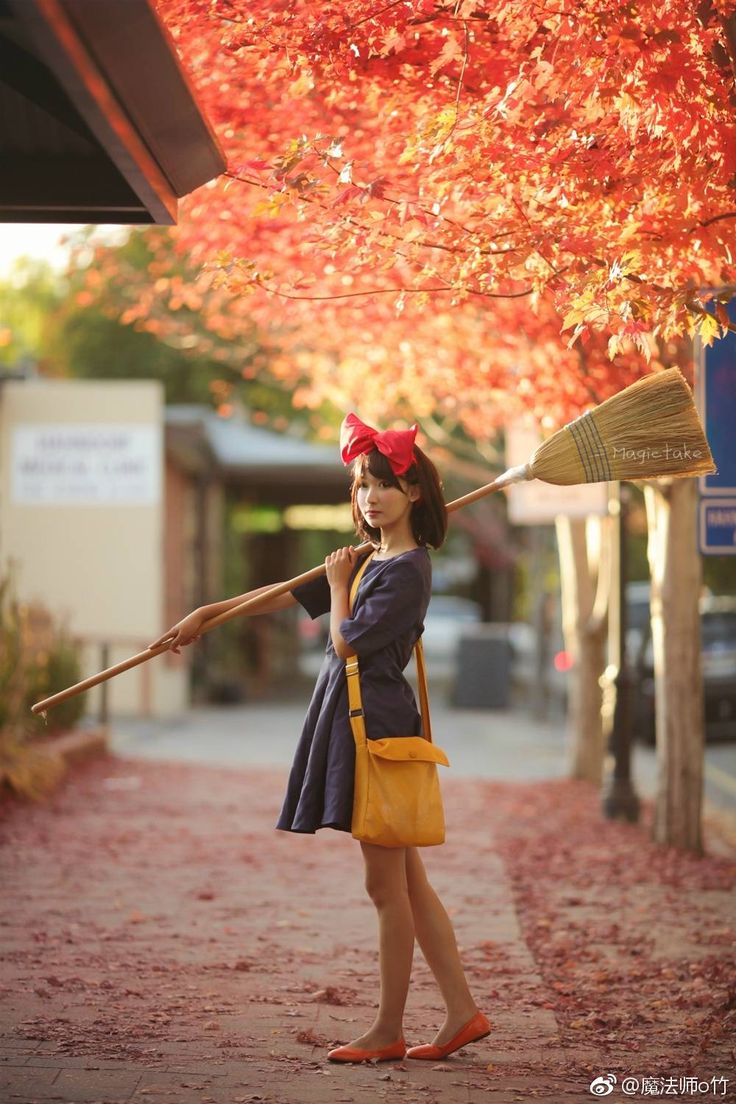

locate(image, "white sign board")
[[506, 423, 609, 524], [12, 424, 161, 506]]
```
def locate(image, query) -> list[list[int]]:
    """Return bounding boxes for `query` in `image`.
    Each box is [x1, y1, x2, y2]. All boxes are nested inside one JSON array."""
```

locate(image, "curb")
[[703, 801, 736, 858], [0, 727, 110, 807], [41, 725, 111, 766]]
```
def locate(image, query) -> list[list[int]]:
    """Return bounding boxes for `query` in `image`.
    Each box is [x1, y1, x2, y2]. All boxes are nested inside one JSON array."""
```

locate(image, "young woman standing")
[[150, 413, 491, 1063]]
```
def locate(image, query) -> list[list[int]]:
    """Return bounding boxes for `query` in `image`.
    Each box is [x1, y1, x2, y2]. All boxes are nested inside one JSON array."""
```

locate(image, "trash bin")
[[452, 624, 512, 708]]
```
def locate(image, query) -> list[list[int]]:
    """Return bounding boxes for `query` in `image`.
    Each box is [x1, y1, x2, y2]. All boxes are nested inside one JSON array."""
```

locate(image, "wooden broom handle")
[[147, 465, 527, 637], [31, 466, 529, 717]]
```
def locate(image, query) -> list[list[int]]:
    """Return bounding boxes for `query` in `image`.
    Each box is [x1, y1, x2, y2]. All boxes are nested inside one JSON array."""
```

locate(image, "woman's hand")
[[147, 609, 207, 654], [325, 546, 356, 591]]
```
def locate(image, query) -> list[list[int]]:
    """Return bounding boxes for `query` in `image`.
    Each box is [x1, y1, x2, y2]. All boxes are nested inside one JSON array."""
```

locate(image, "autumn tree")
[[69, 0, 735, 430], [148, 0, 735, 348], [75, 0, 736, 851]]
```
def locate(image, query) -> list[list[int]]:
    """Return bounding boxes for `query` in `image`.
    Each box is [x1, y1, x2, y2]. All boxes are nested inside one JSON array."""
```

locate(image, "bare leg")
[[405, 846, 481, 1046], [342, 842, 415, 1048]]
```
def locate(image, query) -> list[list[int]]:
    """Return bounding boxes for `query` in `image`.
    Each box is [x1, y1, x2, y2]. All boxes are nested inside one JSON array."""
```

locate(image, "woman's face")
[[356, 468, 419, 532]]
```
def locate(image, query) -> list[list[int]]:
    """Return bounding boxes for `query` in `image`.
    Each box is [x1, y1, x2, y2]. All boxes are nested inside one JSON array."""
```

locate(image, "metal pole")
[[530, 526, 550, 720], [99, 642, 109, 726], [601, 482, 641, 821]]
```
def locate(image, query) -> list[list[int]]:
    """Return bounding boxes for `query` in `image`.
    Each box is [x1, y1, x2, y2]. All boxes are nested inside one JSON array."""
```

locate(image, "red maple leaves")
[[85, 0, 736, 429]]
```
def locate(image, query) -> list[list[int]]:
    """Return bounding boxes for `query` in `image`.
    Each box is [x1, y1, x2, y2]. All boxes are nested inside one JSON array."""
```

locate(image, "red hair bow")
[[340, 412, 418, 476]]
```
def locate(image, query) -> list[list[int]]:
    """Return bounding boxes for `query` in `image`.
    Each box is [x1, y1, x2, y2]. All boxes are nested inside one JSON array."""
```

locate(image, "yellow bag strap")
[[345, 554, 373, 751], [345, 552, 432, 746], [348, 551, 374, 610], [414, 637, 432, 743]]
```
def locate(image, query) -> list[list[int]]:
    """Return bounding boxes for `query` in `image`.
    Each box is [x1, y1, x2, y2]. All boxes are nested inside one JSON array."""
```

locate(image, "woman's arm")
[[148, 583, 297, 653], [325, 547, 357, 660], [202, 582, 297, 621]]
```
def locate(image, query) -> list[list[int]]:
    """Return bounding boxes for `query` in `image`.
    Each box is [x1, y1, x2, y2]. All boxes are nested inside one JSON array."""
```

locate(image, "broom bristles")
[[529, 368, 716, 486]]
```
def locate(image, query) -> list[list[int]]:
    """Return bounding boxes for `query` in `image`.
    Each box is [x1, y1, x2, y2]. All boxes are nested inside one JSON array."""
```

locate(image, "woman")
[[150, 413, 491, 1063]]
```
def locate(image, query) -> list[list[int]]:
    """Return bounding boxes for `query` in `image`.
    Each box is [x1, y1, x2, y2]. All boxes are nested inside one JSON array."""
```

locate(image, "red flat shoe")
[[327, 1038, 407, 1064], [405, 1011, 492, 1061]]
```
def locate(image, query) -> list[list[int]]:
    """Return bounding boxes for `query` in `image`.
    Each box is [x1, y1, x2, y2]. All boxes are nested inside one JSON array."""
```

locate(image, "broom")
[[31, 367, 715, 718]]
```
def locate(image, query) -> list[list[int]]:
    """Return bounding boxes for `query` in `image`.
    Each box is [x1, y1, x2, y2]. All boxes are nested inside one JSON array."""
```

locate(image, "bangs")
[[351, 448, 403, 487]]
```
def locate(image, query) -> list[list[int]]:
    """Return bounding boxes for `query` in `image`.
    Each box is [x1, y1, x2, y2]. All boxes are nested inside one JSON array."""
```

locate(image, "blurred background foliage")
[[0, 566, 85, 799]]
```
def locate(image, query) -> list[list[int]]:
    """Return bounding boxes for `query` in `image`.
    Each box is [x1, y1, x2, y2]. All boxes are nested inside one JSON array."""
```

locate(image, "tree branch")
[[698, 210, 736, 229], [225, 169, 520, 258], [237, 275, 535, 302], [344, 0, 407, 33]]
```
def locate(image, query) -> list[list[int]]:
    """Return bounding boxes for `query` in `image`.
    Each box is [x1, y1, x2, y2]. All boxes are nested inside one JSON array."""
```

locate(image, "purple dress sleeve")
[[339, 560, 424, 657], [291, 574, 330, 619]]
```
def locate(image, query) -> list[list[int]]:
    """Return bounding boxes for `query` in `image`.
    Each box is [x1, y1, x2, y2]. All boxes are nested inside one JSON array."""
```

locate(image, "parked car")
[[421, 595, 483, 662], [631, 595, 736, 743]]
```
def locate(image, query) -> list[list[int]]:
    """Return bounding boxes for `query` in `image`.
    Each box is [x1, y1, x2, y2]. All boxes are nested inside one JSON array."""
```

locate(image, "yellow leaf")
[[697, 312, 720, 347], [620, 249, 643, 271]]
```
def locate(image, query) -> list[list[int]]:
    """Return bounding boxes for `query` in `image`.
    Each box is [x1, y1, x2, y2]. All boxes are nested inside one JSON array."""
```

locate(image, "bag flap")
[[367, 736, 449, 767]]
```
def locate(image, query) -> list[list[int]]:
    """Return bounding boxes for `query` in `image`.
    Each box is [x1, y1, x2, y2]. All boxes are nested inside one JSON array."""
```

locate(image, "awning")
[[165, 406, 349, 507], [0, 0, 226, 223]]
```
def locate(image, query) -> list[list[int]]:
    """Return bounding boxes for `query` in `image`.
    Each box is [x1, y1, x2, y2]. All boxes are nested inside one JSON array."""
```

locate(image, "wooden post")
[[555, 515, 608, 782], [643, 477, 704, 853]]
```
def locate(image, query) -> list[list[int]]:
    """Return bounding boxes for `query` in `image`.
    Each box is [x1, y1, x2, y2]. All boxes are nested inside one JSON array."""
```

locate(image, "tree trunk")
[[556, 515, 609, 783], [643, 477, 704, 853]]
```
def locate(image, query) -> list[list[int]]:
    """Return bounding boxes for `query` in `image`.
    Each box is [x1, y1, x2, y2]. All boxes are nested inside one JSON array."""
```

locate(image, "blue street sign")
[[698, 296, 736, 555], [698, 299, 736, 496], [700, 499, 736, 554]]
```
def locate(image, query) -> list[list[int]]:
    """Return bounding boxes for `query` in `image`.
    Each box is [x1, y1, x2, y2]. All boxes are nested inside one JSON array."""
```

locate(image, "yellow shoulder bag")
[[346, 553, 449, 848]]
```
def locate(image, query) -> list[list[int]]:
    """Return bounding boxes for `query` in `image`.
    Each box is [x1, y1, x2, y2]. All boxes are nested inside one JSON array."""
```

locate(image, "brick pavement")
[[1, 752, 734, 1104]]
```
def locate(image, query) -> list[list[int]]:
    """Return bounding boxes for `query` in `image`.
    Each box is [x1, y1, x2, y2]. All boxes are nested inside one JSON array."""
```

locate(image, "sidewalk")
[[1, 748, 735, 1103], [105, 694, 736, 824]]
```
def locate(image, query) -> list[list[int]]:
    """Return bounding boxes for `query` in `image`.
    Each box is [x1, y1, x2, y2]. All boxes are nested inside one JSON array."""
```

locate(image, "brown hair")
[[349, 446, 448, 549]]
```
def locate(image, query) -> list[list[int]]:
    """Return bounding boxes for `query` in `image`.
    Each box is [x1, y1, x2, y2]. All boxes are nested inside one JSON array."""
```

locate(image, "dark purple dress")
[[276, 546, 432, 835]]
